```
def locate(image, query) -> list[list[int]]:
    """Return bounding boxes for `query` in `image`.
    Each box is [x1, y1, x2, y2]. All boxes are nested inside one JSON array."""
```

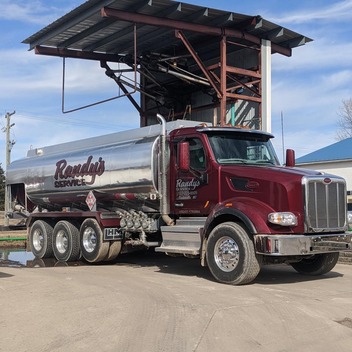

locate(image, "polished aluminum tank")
[[6, 120, 200, 211]]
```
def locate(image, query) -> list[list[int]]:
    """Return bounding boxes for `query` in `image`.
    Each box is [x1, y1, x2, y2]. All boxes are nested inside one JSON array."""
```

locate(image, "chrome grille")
[[304, 176, 346, 232]]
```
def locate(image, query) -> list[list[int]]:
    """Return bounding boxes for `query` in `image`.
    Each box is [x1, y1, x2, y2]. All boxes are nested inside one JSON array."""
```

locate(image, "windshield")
[[207, 132, 280, 166]]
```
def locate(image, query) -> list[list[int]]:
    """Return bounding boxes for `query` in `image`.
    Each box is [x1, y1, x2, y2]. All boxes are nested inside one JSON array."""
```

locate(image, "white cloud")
[[0, 0, 81, 25], [273, 40, 352, 72], [0, 49, 136, 109], [271, 0, 352, 24], [0, 1, 57, 25], [0, 108, 141, 165], [272, 128, 337, 162]]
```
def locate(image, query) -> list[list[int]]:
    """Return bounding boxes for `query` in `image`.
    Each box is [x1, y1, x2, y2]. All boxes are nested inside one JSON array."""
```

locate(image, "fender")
[[203, 196, 277, 239]]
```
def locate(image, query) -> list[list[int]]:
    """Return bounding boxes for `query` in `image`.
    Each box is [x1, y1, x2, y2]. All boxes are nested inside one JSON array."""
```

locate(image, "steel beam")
[[220, 36, 227, 126], [34, 46, 125, 63], [226, 93, 261, 103], [261, 39, 271, 132], [175, 30, 222, 99], [101, 7, 292, 57]]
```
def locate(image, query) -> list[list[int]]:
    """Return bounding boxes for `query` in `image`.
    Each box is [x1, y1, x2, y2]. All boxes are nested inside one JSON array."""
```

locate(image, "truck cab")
[[155, 123, 352, 284]]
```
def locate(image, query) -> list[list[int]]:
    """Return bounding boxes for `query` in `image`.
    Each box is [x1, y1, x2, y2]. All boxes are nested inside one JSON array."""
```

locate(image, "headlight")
[[268, 212, 297, 226], [347, 211, 352, 230]]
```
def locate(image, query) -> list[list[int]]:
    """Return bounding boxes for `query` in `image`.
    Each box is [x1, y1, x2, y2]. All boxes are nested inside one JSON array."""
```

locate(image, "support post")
[[220, 35, 227, 126], [261, 39, 271, 132]]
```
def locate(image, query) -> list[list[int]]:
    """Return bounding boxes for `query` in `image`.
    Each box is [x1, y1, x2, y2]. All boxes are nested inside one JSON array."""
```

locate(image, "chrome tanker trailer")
[[6, 115, 352, 285], [6, 116, 199, 263]]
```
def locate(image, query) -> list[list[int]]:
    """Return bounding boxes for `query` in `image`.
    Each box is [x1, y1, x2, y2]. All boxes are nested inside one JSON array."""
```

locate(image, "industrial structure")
[[23, 0, 311, 131]]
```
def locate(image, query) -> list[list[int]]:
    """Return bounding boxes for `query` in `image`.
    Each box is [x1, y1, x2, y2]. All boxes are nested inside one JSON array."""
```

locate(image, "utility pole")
[[3, 111, 16, 227]]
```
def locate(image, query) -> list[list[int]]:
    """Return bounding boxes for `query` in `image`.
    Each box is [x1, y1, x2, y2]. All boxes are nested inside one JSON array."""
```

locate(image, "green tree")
[[0, 164, 5, 211], [336, 98, 352, 140]]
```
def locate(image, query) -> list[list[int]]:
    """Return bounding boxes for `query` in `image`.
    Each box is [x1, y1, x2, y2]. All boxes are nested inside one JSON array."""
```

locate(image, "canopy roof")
[[23, 0, 312, 127], [23, 0, 312, 61]]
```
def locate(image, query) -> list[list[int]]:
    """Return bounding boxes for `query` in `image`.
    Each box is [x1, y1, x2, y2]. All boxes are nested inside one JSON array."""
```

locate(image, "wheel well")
[[204, 213, 255, 239], [27, 215, 93, 230], [200, 213, 256, 268]]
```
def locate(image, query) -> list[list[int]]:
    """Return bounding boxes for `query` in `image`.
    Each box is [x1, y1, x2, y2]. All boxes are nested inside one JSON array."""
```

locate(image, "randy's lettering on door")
[[176, 177, 201, 200]]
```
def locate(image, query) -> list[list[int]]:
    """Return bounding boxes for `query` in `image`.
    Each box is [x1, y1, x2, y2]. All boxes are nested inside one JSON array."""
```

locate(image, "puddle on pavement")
[[0, 247, 34, 267], [0, 247, 86, 268]]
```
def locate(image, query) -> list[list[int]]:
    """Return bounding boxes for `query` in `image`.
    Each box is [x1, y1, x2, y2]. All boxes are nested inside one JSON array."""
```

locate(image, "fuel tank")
[[6, 120, 200, 212]]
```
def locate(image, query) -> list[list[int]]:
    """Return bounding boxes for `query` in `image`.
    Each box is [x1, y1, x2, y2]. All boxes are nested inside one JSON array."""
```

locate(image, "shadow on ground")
[[1, 248, 345, 286]]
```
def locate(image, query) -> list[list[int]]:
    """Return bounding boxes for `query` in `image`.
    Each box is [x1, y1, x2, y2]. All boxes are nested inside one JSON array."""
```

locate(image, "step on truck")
[[6, 114, 352, 285]]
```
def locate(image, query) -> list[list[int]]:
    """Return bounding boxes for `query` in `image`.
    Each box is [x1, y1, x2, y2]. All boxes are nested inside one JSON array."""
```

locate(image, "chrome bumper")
[[254, 233, 352, 256]]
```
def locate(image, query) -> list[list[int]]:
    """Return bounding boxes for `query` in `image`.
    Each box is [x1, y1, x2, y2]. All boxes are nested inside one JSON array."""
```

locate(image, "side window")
[[189, 138, 206, 171]]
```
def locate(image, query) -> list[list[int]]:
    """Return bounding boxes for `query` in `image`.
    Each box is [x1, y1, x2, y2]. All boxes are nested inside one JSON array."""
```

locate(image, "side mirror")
[[178, 142, 190, 171], [285, 149, 295, 167]]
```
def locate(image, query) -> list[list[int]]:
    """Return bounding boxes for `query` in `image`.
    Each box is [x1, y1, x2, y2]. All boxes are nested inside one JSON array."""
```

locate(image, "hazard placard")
[[86, 191, 96, 211]]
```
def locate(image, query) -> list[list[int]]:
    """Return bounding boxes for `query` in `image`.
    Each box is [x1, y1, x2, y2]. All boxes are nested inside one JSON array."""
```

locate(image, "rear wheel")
[[105, 241, 122, 262], [290, 253, 339, 275], [80, 219, 109, 263], [53, 221, 81, 262], [206, 222, 260, 285], [29, 220, 54, 259]]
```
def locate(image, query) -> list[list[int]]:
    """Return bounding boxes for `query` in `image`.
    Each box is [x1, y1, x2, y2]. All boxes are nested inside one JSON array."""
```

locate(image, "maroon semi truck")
[[6, 115, 352, 284]]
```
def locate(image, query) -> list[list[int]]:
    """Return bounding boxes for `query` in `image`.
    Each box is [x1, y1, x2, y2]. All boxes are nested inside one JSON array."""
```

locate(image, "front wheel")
[[206, 222, 260, 285], [290, 253, 339, 275]]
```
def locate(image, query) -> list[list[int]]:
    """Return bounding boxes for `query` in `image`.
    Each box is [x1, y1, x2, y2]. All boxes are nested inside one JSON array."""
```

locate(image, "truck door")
[[171, 137, 216, 215]]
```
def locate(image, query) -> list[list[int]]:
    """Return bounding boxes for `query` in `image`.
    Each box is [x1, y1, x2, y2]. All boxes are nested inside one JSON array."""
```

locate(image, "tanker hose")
[[156, 114, 174, 226]]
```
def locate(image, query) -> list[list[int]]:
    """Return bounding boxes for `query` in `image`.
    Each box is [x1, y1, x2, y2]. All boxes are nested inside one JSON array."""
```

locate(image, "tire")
[[206, 222, 260, 285], [53, 221, 81, 262], [80, 218, 109, 263], [105, 241, 122, 262], [290, 253, 339, 275], [29, 220, 54, 259]]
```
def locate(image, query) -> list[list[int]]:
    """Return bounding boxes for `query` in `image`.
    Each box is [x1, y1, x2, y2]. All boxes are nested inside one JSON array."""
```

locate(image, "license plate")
[[103, 228, 122, 241]]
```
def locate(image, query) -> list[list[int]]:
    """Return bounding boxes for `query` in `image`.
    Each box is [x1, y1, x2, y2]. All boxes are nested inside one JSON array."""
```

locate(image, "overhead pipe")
[[157, 64, 210, 86]]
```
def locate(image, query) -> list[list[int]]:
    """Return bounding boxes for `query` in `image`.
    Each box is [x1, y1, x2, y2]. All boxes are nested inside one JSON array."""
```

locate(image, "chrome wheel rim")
[[56, 230, 68, 254], [214, 236, 239, 272], [82, 227, 97, 253], [32, 229, 44, 252]]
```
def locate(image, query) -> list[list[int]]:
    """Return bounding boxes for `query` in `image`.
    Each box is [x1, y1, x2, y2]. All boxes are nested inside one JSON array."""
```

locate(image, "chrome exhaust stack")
[[156, 114, 174, 226]]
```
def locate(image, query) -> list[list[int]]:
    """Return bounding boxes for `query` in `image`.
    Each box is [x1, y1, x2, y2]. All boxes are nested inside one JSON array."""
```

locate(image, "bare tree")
[[336, 98, 352, 140]]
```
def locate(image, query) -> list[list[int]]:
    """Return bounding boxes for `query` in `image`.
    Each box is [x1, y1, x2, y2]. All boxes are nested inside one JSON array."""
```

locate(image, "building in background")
[[296, 138, 352, 208]]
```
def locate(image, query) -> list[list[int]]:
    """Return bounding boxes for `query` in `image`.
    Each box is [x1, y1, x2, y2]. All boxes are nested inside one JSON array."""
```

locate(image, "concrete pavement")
[[0, 252, 352, 352]]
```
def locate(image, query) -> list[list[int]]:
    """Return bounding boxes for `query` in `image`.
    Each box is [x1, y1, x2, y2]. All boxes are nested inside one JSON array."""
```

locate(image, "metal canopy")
[[23, 0, 312, 127]]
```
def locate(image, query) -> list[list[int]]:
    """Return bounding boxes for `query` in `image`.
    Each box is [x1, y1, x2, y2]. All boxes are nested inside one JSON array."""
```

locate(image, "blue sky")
[[0, 0, 352, 166]]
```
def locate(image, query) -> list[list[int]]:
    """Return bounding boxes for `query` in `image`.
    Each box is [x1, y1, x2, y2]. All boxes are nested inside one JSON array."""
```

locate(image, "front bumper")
[[254, 233, 352, 256]]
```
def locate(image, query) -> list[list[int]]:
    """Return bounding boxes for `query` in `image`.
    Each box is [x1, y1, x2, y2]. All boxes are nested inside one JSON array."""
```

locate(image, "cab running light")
[[268, 212, 297, 226]]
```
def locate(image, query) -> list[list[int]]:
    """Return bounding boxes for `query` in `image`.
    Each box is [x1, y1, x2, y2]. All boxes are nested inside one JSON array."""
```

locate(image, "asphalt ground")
[[0, 251, 352, 352]]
